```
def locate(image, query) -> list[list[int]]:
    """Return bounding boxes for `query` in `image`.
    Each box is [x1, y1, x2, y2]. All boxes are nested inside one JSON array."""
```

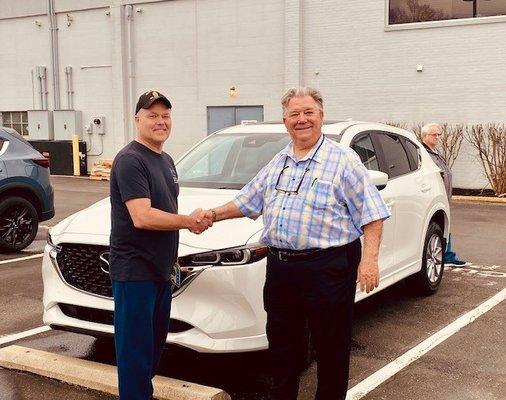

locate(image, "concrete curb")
[[0, 345, 231, 400], [452, 195, 506, 204]]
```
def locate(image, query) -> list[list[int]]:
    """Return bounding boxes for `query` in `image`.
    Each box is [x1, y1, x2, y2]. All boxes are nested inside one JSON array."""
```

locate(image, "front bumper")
[[42, 246, 268, 353]]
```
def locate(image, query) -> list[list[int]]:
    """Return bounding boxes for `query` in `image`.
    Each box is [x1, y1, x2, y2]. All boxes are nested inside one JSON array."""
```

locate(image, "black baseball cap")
[[135, 90, 172, 114]]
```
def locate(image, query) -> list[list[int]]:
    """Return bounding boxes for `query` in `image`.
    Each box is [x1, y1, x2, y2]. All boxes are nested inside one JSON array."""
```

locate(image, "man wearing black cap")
[[109, 90, 212, 399]]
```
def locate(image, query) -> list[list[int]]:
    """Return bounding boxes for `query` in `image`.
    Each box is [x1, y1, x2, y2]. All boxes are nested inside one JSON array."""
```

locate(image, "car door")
[[370, 131, 427, 272], [349, 132, 395, 278]]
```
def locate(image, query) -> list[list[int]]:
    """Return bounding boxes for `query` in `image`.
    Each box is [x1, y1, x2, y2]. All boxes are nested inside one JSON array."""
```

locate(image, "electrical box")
[[27, 110, 54, 140], [91, 116, 106, 135], [53, 110, 82, 140]]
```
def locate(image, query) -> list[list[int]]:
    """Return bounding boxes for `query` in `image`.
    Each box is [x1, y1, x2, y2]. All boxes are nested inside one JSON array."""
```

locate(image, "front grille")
[[55, 243, 112, 297], [59, 303, 194, 333], [53, 243, 195, 299]]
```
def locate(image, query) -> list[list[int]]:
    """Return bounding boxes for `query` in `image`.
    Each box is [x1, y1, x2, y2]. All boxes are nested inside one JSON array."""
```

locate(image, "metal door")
[[207, 106, 263, 135]]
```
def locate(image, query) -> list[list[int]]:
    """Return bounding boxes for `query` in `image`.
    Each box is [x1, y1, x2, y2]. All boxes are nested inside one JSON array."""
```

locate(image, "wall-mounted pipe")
[[48, 0, 61, 109], [65, 66, 74, 109], [31, 68, 36, 110], [35, 66, 48, 110], [126, 4, 135, 140], [42, 67, 48, 109]]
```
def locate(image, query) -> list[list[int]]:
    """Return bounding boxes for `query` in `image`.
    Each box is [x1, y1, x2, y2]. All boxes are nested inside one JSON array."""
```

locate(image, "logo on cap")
[[151, 91, 159, 99]]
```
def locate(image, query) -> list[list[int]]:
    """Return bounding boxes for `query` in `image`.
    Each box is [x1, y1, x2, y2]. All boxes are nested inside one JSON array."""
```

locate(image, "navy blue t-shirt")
[[109, 140, 179, 281]]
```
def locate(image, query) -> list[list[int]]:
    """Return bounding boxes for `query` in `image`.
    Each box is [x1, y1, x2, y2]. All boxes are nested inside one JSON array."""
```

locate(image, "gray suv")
[[0, 127, 54, 252]]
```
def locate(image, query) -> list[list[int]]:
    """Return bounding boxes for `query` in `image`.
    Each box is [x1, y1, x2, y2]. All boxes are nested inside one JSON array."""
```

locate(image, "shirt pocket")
[[304, 180, 333, 210]]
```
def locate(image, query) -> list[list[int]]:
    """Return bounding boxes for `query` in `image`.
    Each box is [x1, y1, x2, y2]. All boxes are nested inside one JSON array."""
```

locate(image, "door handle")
[[420, 184, 431, 193]]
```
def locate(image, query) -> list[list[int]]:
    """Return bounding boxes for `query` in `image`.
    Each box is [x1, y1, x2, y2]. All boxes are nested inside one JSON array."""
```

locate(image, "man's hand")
[[357, 219, 383, 293], [188, 208, 213, 234], [357, 258, 379, 293]]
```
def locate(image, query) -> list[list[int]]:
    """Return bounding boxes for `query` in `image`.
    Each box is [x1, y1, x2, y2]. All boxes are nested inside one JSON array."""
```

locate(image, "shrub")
[[465, 124, 506, 197]]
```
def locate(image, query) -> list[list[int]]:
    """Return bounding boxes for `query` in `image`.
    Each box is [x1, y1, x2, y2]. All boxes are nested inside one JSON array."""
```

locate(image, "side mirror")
[[368, 170, 389, 191]]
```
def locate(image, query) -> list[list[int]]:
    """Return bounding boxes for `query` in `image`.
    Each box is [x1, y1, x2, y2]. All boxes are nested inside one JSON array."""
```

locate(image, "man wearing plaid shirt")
[[200, 87, 390, 400]]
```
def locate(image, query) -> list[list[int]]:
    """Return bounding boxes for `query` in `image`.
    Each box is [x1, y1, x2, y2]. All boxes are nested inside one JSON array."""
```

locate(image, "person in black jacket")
[[421, 123, 470, 267]]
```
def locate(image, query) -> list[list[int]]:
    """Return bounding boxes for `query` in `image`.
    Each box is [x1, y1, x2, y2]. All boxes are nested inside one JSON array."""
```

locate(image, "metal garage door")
[[207, 106, 263, 135]]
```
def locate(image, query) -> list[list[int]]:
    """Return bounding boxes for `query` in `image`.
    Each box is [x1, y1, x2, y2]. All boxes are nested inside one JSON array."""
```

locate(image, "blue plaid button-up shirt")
[[233, 134, 391, 250]]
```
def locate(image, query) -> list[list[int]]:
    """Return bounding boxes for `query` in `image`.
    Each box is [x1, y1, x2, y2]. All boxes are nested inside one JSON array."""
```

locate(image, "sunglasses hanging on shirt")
[[275, 135, 325, 195]]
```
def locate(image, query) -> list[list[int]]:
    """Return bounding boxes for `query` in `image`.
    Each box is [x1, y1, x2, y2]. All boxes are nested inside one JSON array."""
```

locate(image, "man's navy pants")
[[111, 280, 172, 400]]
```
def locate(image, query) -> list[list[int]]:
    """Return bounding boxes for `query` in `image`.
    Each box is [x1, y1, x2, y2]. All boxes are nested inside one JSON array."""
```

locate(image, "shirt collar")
[[284, 134, 325, 164]]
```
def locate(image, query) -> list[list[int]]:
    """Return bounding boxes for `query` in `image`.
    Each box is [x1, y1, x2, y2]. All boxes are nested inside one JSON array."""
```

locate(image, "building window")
[[0, 111, 29, 136], [389, 0, 506, 25]]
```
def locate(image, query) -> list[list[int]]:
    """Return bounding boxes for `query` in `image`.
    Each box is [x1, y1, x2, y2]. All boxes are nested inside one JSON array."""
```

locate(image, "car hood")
[[50, 187, 264, 251]]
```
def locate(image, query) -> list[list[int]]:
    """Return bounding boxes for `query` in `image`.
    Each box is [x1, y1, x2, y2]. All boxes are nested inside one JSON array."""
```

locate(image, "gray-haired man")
[[421, 123, 469, 267]]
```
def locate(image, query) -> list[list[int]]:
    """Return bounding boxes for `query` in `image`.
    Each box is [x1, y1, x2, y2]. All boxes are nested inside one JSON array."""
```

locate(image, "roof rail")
[[257, 119, 349, 125]]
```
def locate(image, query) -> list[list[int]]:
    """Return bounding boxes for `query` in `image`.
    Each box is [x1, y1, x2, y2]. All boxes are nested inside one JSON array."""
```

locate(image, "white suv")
[[43, 121, 450, 353]]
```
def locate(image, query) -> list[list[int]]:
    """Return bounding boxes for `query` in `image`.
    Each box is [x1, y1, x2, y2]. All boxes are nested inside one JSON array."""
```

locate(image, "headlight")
[[46, 229, 53, 246], [179, 243, 267, 267], [46, 230, 61, 254]]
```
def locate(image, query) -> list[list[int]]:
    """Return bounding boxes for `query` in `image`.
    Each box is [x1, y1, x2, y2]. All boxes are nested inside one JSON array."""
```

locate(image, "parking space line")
[[346, 287, 506, 400], [0, 326, 51, 346], [0, 254, 43, 265]]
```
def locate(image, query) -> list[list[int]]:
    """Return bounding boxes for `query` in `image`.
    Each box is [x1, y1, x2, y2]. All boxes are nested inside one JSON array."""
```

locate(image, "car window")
[[403, 139, 421, 171], [177, 133, 291, 189], [179, 138, 234, 181], [2, 127, 30, 146], [0, 138, 6, 156], [375, 132, 411, 178], [350, 134, 379, 171], [177, 132, 341, 189]]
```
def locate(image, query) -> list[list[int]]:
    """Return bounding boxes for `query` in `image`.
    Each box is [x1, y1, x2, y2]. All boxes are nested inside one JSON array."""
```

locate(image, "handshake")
[[187, 208, 215, 234]]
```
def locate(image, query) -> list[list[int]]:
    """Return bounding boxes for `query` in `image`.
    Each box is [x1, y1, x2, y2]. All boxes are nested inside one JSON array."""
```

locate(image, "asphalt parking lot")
[[0, 176, 504, 400]]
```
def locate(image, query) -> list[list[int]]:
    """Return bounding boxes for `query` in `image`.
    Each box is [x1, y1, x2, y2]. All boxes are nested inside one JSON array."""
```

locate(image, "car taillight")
[[33, 158, 50, 168]]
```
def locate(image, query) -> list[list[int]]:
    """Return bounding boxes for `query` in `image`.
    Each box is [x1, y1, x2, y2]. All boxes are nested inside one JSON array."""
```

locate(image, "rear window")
[[375, 133, 411, 178], [1, 127, 31, 146], [403, 139, 421, 171]]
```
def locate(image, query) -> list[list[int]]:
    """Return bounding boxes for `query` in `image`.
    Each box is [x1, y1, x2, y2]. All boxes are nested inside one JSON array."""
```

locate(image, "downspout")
[[126, 5, 135, 140], [48, 0, 61, 109]]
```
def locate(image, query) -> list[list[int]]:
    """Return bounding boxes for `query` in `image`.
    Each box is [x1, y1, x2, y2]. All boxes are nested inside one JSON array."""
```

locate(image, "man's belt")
[[268, 246, 330, 262]]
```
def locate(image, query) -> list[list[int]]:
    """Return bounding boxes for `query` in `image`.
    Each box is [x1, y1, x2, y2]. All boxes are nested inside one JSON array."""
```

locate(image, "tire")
[[0, 196, 39, 252], [406, 221, 444, 296]]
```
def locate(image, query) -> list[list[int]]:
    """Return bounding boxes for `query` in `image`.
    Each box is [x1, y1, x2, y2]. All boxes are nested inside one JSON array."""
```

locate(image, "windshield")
[[177, 133, 291, 189], [177, 132, 341, 189]]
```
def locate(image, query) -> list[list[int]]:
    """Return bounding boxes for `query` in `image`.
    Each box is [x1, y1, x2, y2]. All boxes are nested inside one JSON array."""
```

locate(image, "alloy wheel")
[[425, 233, 443, 283], [0, 204, 36, 247]]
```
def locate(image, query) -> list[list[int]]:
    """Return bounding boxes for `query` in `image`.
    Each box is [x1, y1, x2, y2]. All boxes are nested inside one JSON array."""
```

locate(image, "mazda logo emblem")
[[99, 251, 110, 275]]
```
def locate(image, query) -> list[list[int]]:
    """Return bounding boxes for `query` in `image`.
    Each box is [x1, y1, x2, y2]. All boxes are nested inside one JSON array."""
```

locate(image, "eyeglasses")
[[275, 136, 324, 195], [428, 133, 442, 137]]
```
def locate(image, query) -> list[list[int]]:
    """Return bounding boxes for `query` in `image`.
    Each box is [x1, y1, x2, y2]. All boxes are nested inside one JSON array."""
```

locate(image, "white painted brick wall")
[[1, 0, 504, 188], [130, 0, 285, 158], [300, 0, 505, 188], [0, 15, 51, 110], [57, 7, 117, 161]]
